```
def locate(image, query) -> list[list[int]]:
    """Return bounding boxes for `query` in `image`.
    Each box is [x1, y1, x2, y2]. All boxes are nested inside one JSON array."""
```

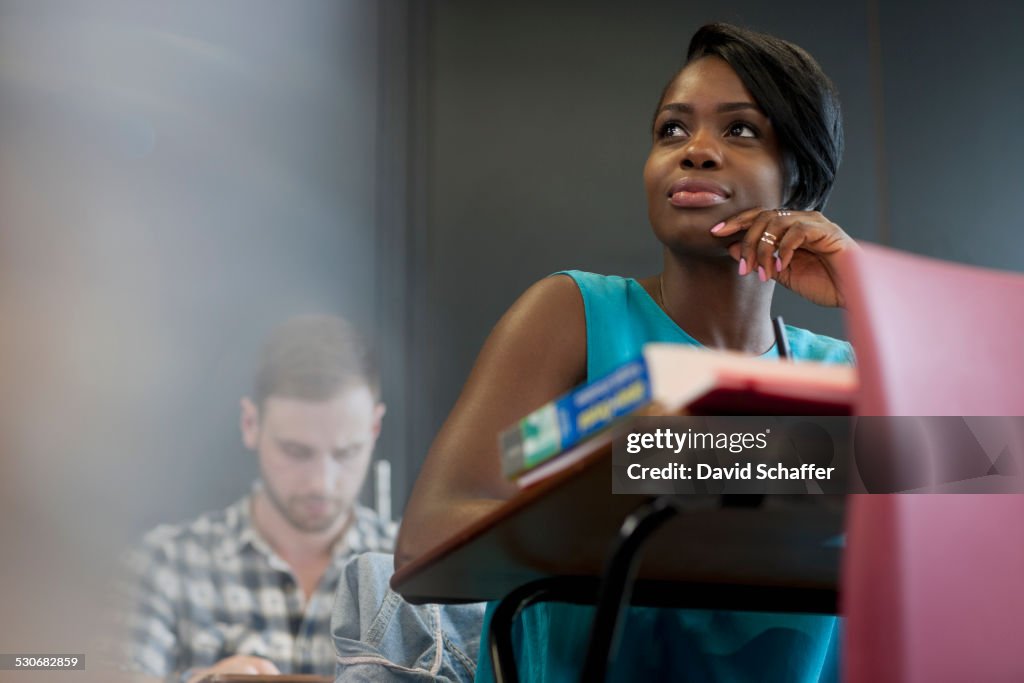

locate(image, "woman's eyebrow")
[[658, 102, 763, 115]]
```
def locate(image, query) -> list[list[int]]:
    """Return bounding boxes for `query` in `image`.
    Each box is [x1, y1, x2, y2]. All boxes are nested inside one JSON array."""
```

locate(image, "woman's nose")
[[680, 130, 722, 169]]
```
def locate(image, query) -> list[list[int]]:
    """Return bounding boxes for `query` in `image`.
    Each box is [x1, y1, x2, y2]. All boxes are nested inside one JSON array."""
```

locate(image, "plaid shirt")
[[120, 489, 396, 680]]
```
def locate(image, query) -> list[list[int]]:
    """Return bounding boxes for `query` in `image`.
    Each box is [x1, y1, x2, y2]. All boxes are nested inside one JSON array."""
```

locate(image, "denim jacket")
[[331, 552, 485, 682]]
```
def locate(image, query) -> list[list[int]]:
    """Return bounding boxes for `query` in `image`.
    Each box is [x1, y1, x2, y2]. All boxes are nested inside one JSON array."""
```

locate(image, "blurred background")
[[0, 0, 1021, 677]]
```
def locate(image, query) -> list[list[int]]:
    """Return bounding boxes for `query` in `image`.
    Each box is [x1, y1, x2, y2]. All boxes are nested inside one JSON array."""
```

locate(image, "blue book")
[[499, 344, 857, 482], [500, 358, 651, 479]]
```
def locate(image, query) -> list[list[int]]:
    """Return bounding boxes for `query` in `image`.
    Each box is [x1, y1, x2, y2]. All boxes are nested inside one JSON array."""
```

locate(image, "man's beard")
[[263, 482, 345, 534]]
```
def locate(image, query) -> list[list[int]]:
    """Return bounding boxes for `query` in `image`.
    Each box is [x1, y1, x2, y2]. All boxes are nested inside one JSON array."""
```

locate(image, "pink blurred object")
[[841, 243, 1024, 682]]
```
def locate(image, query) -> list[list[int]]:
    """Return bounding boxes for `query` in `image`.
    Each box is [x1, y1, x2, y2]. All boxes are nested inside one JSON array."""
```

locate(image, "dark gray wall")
[[403, 0, 1024, 508], [878, 1, 1024, 268]]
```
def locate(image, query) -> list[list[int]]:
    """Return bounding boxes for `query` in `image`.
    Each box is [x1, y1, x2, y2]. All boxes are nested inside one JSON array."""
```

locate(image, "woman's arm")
[[395, 274, 587, 570]]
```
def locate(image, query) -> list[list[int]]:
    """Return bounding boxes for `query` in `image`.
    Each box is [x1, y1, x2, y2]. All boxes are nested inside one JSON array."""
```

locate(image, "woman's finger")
[[737, 209, 785, 279], [775, 222, 810, 273], [710, 207, 762, 238], [755, 213, 798, 280]]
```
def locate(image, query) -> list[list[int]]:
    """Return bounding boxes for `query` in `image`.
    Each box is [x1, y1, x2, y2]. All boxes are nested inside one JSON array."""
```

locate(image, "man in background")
[[121, 315, 395, 682]]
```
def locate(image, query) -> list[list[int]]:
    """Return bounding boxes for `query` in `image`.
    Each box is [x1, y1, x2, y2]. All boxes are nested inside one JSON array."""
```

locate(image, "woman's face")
[[643, 56, 785, 251]]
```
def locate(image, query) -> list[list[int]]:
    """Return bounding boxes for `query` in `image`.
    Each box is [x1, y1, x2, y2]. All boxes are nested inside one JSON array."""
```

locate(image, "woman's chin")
[[656, 233, 736, 260], [654, 220, 726, 246]]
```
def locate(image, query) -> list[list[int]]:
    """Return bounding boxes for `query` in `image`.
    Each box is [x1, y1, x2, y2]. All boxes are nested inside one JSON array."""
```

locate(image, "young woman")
[[397, 23, 857, 682]]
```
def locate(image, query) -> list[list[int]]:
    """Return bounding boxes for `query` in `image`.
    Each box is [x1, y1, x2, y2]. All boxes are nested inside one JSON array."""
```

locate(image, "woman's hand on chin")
[[709, 207, 860, 307]]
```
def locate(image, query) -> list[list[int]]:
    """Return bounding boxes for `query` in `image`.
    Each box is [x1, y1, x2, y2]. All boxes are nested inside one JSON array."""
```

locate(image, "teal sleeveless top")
[[474, 271, 852, 683], [568, 270, 854, 378]]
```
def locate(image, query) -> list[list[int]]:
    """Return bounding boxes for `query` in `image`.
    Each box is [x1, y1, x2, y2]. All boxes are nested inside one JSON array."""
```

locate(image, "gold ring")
[[760, 232, 779, 246]]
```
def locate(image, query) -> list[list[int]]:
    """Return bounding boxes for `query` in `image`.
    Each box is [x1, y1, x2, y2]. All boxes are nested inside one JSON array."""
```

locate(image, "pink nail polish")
[[775, 256, 783, 272], [758, 265, 767, 282], [710, 221, 725, 234], [738, 258, 748, 276]]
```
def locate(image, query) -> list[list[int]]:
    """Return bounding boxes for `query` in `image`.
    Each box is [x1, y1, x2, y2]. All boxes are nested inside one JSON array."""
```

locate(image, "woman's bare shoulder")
[[395, 274, 588, 567], [457, 273, 587, 423]]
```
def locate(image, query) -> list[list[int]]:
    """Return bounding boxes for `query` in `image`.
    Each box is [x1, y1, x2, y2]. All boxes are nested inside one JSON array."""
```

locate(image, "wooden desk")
[[391, 427, 844, 614]]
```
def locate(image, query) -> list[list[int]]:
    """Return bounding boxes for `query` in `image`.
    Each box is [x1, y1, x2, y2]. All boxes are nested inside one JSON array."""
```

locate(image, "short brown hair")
[[252, 315, 379, 407]]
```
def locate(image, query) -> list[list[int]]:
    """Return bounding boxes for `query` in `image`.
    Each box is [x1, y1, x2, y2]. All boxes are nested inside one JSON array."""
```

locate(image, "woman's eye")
[[727, 122, 757, 138], [657, 121, 687, 139]]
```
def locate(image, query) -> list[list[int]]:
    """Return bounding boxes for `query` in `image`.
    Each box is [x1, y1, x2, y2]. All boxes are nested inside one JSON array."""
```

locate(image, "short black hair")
[[665, 23, 843, 211], [253, 314, 380, 407]]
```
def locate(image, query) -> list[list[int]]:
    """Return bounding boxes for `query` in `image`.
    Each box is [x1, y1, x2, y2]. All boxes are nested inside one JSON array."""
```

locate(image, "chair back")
[[841, 244, 1024, 683]]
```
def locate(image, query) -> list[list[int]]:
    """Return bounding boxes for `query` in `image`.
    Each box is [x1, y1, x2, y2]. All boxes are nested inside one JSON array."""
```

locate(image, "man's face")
[[241, 385, 383, 534]]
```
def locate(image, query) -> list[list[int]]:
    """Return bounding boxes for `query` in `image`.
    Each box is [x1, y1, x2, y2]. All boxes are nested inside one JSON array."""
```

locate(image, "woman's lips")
[[667, 178, 729, 208], [669, 190, 729, 208]]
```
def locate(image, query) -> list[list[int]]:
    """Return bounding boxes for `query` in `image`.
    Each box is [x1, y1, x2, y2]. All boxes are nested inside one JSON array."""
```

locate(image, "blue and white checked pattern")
[[120, 490, 395, 680]]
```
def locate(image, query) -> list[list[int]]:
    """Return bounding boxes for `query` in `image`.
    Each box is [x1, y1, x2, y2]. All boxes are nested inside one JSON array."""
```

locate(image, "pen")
[[773, 316, 791, 360]]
